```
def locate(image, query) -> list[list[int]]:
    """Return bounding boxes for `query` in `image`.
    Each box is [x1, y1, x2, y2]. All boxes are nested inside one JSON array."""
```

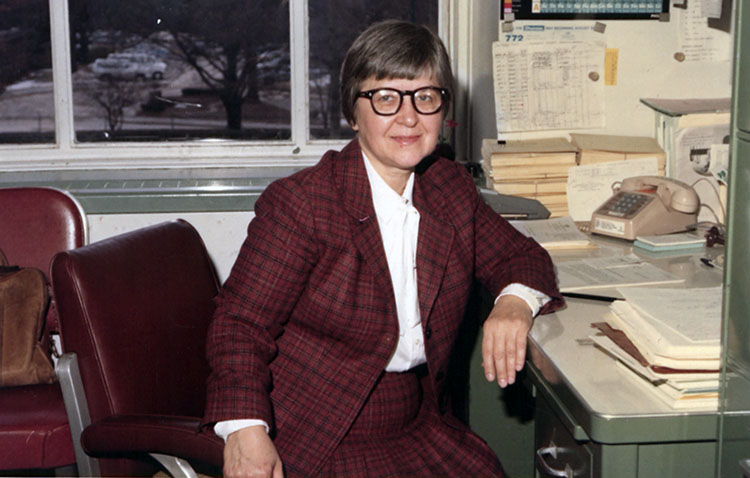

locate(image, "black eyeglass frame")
[[355, 87, 450, 116]]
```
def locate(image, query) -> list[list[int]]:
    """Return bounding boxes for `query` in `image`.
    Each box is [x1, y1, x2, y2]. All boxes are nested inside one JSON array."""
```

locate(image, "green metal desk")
[[527, 240, 724, 478]]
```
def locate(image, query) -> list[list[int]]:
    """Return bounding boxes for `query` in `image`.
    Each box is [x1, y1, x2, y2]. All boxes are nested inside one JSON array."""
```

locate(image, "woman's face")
[[351, 75, 443, 190]]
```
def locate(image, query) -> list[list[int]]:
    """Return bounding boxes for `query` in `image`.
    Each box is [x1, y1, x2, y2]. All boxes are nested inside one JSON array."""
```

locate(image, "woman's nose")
[[396, 97, 419, 126]]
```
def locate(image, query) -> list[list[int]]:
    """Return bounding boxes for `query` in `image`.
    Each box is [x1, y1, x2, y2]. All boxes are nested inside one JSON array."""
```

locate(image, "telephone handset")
[[590, 176, 700, 240]]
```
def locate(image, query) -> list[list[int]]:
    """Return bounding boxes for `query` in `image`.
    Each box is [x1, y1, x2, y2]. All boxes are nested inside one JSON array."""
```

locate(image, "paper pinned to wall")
[[566, 157, 660, 222], [679, 0, 732, 62], [492, 39, 605, 136], [673, 123, 729, 222]]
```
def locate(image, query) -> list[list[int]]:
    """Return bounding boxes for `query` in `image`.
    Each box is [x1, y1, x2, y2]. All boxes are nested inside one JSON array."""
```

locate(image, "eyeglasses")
[[356, 87, 449, 116]]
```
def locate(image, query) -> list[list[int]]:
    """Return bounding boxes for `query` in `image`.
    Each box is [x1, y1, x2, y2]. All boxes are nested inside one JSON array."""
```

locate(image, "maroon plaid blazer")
[[203, 139, 563, 476]]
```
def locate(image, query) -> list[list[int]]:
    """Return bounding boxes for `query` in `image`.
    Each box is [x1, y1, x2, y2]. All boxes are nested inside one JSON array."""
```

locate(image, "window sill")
[[0, 167, 304, 214]]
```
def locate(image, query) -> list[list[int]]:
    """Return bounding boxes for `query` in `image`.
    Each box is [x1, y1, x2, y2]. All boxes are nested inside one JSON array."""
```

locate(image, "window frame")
[[1, 0, 464, 175]]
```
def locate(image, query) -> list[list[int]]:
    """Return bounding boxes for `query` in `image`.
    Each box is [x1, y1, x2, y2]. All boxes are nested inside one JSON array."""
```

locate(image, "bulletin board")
[[502, 0, 670, 20]]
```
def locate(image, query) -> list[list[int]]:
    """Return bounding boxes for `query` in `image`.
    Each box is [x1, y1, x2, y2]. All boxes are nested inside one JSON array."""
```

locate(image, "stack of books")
[[570, 133, 667, 174], [481, 138, 577, 217], [589, 286, 722, 410]]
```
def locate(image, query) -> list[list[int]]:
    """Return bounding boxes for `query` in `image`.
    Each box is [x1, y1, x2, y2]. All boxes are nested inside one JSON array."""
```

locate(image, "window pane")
[[0, 0, 53, 144], [69, 0, 289, 142], [308, 0, 439, 140]]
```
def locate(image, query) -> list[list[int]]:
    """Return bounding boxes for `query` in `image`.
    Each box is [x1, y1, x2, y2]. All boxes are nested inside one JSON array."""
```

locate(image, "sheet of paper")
[[557, 253, 685, 292], [709, 143, 729, 184], [566, 157, 660, 222], [701, 0, 723, 18], [679, 1, 732, 62], [618, 286, 722, 343], [673, 123, 729, 222], [492, 39, 605, 135]]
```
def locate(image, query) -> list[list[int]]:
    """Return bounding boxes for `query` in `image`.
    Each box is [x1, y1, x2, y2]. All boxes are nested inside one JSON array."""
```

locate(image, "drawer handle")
[[536, 443, 576, 478], [740, 458, 750, 478]]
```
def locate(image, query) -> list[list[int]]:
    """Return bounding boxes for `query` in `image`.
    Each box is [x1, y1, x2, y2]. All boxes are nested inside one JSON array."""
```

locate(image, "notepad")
[[633, 232, 705, 252], [510, 216, 595, 250]]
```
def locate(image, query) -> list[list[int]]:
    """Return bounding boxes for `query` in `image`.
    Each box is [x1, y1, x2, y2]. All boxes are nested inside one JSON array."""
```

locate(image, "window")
[[69, 0, 292, 142], [0, 0, 447, 170], [0, 0, 54, 143]]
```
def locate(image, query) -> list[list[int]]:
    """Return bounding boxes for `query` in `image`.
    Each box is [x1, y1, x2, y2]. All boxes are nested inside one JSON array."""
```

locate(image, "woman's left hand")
[[481, 295, 534, 388]]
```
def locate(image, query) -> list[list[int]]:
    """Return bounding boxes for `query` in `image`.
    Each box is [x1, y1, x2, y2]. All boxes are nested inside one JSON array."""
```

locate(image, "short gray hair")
[[340, 20, 453, 126]]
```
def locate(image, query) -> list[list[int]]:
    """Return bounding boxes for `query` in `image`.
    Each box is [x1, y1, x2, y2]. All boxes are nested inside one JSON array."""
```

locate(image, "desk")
[[527, 238, 724, 478]]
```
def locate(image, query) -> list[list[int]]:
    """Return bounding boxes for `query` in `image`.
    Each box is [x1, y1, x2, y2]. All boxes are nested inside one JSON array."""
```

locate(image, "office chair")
[[51, 219, 224, 477], [0, 186, 88, 474]]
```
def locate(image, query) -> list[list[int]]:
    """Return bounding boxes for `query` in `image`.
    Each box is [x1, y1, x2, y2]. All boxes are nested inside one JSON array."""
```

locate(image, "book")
[[616, 360, 718, 410], [588, 285, 723, 411], [482, 137, 578, 160], [481, 137, 577, 218], [613, 287, 722, 362], [491, 179, 568, 196], [569, 133, 666, 167], [491, 164, 573, 179]]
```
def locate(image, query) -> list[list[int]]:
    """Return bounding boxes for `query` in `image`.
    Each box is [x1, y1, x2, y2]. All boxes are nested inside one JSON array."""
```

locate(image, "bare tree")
[[71, 0, 287, 131], [89, 78, 141, 132], [308, 0, 437, 138]]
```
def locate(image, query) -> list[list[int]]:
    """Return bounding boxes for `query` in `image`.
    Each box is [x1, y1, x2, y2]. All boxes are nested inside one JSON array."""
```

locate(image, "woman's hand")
[[223, 426, 284, 478], [481, 294, 534, 388]]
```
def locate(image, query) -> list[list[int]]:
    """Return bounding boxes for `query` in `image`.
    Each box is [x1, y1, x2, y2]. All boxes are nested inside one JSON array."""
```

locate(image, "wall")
[[88, 211, 253, 283], [76, 10, 735, 478], [468, 3, 734, 160], [463, 4, 733, 477]]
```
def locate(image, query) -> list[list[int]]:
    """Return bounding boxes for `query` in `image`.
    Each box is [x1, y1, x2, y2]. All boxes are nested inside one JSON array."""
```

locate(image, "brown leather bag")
[[0, 260, 57, 387]]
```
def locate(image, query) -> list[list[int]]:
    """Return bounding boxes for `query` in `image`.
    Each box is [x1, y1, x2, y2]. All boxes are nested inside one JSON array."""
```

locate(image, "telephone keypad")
[[601, 192, 652, 218]]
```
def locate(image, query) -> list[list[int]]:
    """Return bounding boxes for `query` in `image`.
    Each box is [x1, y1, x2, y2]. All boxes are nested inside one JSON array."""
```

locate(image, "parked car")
[[92, 53, 167, 81], [257, 47, 289, 85]]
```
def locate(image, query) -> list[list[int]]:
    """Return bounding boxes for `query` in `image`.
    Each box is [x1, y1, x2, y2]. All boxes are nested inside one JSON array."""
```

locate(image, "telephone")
[[590, 176, 700, 240]]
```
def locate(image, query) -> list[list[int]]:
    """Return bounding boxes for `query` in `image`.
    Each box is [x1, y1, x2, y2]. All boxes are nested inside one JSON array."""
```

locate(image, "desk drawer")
[[535, 396, 592, 478]]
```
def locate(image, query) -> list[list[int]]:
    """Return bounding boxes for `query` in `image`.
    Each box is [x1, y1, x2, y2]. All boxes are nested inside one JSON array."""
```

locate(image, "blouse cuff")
[[214, 419, 270, 441], [496, 283, 551, 317]]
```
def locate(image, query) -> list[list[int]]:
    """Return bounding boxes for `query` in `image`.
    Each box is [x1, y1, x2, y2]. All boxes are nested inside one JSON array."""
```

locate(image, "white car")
[[92, 53, 166, 81]]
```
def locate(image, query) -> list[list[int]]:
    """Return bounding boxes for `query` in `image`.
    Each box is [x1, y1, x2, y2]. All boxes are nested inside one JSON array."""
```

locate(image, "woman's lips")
[[392, 135, 420, 146]]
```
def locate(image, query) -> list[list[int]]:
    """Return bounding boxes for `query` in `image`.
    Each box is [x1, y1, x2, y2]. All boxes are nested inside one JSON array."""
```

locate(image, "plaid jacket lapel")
[[333, 140, 398, 319], [413, 170, 455, 326], [331, 139, 455, 329]]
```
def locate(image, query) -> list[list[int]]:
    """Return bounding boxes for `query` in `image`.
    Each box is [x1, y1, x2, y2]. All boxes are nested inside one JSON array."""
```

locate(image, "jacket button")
[[425, 327, 432, 339]]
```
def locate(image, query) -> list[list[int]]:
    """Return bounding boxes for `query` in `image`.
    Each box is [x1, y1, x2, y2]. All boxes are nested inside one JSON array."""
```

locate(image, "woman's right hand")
[[223, 426, 284, 478]]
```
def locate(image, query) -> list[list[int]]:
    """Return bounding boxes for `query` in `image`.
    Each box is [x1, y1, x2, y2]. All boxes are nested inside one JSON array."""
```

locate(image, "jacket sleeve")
[[203, 178, 319, 428], [470, 181, 564, 316]]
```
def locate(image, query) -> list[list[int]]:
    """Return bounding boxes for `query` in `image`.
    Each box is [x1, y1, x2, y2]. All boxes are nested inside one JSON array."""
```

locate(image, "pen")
[[700, 257, 723, 270]]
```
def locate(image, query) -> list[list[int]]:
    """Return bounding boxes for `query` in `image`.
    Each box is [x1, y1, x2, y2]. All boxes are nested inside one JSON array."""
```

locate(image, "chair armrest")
[[81, 414, 223, 472], [56, 352, 101, 477]]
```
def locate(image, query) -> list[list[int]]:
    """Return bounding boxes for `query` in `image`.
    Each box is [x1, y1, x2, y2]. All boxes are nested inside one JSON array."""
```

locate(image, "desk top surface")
[[527, 235, 726, 444]]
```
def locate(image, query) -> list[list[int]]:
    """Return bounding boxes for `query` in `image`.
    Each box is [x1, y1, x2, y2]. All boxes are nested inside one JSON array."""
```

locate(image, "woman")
[[204, 20, 563, 478]]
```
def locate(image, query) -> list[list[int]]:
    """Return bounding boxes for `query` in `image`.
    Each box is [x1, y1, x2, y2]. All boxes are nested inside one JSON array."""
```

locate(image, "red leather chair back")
[[51, 220, 220, 475], [0, 187, 86, 472], [0, 187, 87, 273]]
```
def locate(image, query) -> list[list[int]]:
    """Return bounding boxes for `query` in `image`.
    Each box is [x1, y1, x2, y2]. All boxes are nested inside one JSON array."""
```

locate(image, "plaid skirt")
[[309, 365, 505, 478]]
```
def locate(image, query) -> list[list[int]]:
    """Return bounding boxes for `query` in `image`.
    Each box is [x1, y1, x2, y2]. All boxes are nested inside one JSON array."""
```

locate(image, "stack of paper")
[[481, 138, 577, 217], [590, 286, 722, 410], [569, 133, 667, 173]]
